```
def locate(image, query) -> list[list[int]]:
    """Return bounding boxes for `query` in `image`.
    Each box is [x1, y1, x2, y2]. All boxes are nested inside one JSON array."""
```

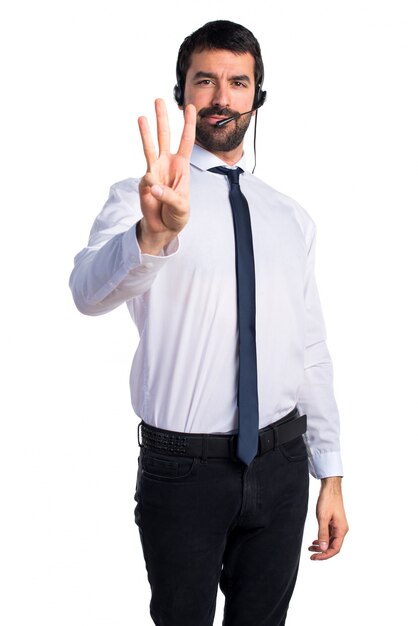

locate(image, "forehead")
[[186, 49, 255, 81]]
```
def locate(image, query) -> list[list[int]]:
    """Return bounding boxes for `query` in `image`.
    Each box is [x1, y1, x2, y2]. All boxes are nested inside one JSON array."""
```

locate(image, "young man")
[[70, 20, 348, 626]]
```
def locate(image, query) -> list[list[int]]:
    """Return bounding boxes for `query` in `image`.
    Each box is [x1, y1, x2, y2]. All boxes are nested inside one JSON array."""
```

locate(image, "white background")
[[1, 0, 417, 624]]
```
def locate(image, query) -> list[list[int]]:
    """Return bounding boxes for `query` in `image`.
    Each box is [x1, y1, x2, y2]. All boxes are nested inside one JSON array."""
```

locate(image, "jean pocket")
[[279, 435, 308, 462], [141, 451, 197, 481]]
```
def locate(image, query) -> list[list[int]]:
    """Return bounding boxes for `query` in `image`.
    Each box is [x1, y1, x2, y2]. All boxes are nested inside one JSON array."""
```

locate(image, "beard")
[[195, 106, 252, 152]]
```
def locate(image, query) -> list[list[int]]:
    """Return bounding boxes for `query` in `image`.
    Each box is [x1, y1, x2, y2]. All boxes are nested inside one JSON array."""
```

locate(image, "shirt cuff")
[[122, 222, 180, 272], [307, 449, 344, 479]]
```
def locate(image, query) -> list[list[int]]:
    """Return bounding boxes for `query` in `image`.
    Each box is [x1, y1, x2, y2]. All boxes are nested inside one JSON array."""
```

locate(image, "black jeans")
[[134, 430, 309, 626]]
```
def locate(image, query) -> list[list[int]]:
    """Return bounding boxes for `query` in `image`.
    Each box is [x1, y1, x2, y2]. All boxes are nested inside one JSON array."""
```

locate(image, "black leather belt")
[[139, 408, 307, 460]]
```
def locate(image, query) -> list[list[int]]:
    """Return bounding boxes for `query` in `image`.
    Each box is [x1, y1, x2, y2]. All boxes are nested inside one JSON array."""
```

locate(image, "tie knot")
[[208, 166, 243, 186]]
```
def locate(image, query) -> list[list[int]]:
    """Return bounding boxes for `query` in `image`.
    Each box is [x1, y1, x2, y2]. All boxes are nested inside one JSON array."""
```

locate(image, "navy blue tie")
[[209, 166, 259, 465]]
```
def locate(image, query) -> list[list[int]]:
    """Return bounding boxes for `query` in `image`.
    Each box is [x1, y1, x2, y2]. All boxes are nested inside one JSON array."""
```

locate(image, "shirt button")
[[129, 254, 137, 262], [144, 262, 154, 269]]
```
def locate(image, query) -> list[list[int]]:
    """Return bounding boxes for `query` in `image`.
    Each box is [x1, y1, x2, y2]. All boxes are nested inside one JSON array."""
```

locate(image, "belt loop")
[[137, 420, 143, 448], [273, 425, 279, 450], [201, 434, 209, 463]]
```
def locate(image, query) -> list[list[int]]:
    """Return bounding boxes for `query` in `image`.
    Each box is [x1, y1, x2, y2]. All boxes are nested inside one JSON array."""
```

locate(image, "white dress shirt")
[[70, 145, 343, 479]]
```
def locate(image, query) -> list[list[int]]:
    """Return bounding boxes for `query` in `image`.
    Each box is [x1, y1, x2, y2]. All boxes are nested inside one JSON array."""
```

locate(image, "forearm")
[[298, 342, 343, 478], [70, 222, 178, 315]]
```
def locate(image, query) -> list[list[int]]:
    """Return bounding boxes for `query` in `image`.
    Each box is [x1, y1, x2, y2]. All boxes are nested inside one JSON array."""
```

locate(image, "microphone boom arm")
[[215, 108, 257, 127]]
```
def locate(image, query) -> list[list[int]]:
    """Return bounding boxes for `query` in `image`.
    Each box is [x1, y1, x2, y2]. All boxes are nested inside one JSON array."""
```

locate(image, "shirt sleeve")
[[297, 227, 344, 479], [69, 179, 179, 315]]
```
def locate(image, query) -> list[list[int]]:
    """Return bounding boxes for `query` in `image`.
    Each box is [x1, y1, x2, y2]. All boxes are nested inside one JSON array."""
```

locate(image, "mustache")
[[198, 106, 238, 119]]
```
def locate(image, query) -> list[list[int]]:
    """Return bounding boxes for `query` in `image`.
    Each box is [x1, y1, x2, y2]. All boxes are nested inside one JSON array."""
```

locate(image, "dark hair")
[[174, 20, 265, 106]]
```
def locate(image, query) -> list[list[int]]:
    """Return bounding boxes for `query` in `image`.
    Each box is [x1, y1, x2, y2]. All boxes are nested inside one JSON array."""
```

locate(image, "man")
[[70, 20, 348, 626]]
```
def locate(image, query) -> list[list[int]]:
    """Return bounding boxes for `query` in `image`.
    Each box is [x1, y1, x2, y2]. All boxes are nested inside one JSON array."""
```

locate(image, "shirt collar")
[[190, 144, 247, 172]]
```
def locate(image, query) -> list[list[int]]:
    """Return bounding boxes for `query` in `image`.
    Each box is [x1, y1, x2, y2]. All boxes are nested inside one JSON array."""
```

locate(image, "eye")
[[232, 81, 247, 88], [196, 79, 214, 86]]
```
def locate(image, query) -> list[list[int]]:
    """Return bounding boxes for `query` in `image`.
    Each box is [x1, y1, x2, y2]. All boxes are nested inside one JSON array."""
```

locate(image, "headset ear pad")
[[254, 87, 267, 109], [173, 83, 183, 106]]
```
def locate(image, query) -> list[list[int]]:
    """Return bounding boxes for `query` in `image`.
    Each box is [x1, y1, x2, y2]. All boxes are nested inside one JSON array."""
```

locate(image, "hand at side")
[[309, 476, 349, 561]]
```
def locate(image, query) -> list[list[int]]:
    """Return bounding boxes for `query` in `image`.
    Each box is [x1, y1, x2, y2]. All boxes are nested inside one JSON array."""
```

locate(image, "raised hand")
[[137, 98, 196, 255]]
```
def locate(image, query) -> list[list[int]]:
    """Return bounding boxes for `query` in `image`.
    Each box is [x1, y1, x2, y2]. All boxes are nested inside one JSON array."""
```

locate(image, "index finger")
[[138, 115, 157, 171], [177, 104, 196, 159]]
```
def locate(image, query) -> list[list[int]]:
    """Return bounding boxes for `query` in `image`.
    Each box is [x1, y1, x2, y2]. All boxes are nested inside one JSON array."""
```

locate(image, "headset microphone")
[[214, 88, 266, 126], [215, 106, 260, 127]]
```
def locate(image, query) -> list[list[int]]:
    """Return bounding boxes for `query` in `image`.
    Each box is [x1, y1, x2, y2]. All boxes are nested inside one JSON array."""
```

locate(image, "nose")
[[212, 82, 230, 109]]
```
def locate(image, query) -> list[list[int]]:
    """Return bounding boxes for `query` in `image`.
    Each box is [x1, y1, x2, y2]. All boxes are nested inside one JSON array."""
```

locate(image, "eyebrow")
[[192, 71, 252, 83]]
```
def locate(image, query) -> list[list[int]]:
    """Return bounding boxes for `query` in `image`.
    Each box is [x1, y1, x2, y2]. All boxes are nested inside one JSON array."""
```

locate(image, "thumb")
[[318, 520, 330, 552], [150, 184, 180, 206], [150, 184, 188, 216], [150, 184, 164, 199]]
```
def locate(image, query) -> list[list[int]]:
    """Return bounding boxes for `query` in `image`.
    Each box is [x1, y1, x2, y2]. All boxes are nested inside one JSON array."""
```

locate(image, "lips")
[[204, 115, 229, 126], [199, 108, 236, 127]]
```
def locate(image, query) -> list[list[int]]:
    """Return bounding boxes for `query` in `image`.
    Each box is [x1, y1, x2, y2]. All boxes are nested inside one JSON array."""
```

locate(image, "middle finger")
[[155, 98, 171, 155]]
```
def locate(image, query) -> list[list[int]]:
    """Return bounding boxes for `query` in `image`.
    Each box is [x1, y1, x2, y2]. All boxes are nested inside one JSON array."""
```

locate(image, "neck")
[[195, 141, 244, 166]]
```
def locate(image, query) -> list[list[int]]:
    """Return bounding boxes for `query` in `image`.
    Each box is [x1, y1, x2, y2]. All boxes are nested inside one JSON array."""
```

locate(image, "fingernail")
[[319, 542, 328, 551], [152, 184, 163, 198]]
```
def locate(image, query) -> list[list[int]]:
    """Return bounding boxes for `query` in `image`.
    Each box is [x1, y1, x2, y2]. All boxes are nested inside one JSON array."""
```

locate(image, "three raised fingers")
[[138, 99, 196, 171]]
